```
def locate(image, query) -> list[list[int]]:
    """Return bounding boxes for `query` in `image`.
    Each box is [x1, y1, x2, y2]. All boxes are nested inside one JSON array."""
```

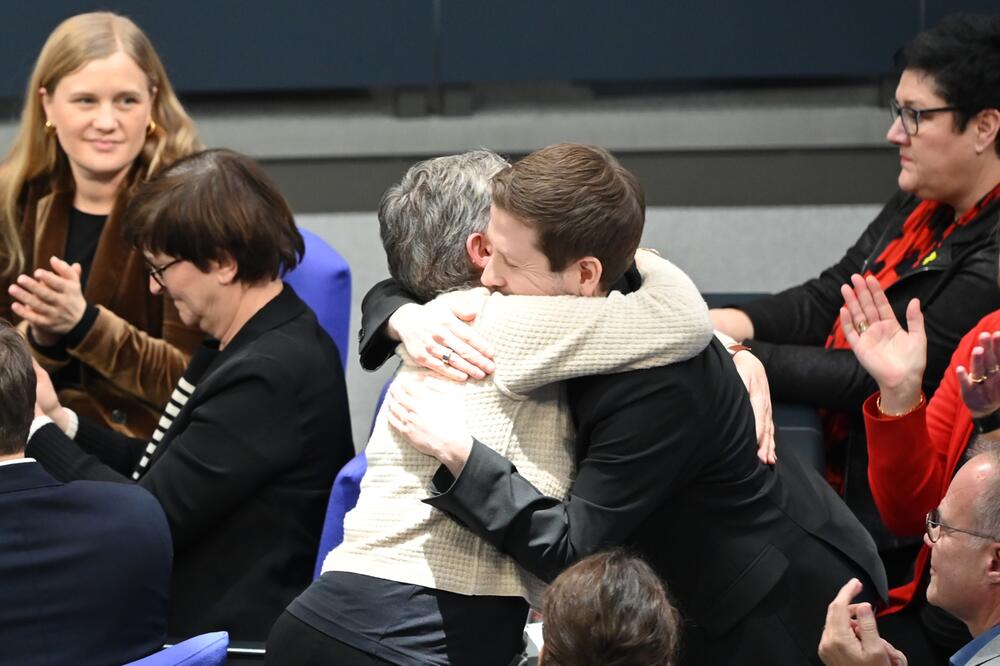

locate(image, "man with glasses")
[[709, 12, 1000, 583], [819, 446, 1000, 666]]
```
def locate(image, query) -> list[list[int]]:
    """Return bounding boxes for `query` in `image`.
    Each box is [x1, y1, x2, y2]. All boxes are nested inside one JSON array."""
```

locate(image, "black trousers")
[[266, 611, 393, 666]]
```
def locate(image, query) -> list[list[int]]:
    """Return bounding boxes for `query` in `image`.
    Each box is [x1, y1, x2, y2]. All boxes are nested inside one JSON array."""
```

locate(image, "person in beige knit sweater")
[[267, 147, 714, 665]]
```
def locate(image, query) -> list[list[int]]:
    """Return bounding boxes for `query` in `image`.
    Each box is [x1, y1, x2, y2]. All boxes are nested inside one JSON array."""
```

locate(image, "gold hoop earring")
[[147, 120, 157, 135]]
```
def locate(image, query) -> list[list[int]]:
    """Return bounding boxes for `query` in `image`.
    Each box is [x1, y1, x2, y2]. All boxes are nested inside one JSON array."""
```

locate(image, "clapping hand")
[[9, 256, 87, 346], [839, 274, 925, 414], [956, 331, 1000, 418]]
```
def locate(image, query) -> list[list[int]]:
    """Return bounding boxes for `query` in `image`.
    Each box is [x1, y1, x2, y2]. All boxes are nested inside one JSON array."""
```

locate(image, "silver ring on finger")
[[441, 347, 453, 364]]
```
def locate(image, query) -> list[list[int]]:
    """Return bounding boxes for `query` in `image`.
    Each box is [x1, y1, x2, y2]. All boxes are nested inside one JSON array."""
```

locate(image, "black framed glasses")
[[889, 98, 961, 136], [925, 507, 997, 543], [144, 258, 182, 288]]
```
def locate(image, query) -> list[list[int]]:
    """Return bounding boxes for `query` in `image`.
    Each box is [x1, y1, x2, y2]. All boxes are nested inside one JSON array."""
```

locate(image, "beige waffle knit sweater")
[[323, 252, 712, 605]]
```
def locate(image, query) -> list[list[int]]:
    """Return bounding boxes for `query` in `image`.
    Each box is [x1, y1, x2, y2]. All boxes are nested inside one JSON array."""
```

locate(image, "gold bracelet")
[[876, 393, 925, 418]]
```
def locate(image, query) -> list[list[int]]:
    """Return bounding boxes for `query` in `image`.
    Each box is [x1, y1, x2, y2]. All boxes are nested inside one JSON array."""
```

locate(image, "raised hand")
[[839, 274, 925, 414], [387, 288, 495, 382], [956, 331, 1000, 418]]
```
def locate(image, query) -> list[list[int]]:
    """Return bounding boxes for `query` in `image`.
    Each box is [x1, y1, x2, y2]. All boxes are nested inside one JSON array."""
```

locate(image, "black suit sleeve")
[[29, 357, 302, 551], [26, 420, 142, 482], [746, 245, 1000, 412], [358, 279, 419, 370], [424, 359, 717, 583]]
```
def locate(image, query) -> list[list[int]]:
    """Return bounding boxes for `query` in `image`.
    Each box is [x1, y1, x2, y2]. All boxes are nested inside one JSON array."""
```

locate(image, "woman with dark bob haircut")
[[26, 149, 354, 640], [540, 550, 681, 666]]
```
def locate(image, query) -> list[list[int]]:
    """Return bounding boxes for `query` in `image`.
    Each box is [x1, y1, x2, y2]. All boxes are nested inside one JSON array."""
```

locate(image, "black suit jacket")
[[28, 285, 355, 640], [426, 339, 887, 662], [0, 460, 171, 665], [362, 274, 888, 664]]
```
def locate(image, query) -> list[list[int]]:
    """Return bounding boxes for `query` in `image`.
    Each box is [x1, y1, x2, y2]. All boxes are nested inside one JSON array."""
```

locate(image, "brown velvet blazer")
[[0, 188, 202, 437]]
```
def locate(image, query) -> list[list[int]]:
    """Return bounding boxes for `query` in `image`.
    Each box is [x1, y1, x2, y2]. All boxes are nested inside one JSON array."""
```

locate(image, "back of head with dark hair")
[[897, 13, 1000, 154], [121, 149, 304, 283], [541, 550, 680, 666], [0, 320, 36, 456], [491, 143, 645, 289]]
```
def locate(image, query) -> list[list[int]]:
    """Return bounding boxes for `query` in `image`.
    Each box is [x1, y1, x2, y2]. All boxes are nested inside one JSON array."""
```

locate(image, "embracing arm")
[[359, 279, 417, 370], [423, 366, 705, 582], [481, 250, 713, 395]]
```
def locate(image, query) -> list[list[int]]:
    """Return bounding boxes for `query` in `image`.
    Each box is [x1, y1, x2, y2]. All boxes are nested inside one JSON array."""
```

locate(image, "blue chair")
[[285, 227, 352, 369], [124, 632, 229, 665], [311, 380, 391, 578], [313, 450, 367, 578]]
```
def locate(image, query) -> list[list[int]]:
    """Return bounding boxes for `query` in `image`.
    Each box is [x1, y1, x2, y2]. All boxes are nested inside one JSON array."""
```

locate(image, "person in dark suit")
[[24, 149, 354, 641], [0, 319, 172, 665], [364, 143, 889, 664]]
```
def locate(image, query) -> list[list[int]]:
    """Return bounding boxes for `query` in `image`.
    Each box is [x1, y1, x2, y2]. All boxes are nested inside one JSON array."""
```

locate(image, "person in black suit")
[[0, 320, 172, 665], [364, 143, 889, 664], [24, 149, 354, 640]]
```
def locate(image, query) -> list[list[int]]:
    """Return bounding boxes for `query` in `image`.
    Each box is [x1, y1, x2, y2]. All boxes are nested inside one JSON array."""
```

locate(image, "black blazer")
[[361, 272, 888, 664], [0, 461, 171, 665], [28, 285, 354, 640], [426, 338, 888, 663]]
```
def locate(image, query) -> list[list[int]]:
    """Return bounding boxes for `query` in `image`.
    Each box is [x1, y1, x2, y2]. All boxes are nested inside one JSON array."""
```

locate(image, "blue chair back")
[[314, 451, 367, 578], [124, 632, 229, 665], [312, 380, 390, 578], [285, 227, 352, 369]]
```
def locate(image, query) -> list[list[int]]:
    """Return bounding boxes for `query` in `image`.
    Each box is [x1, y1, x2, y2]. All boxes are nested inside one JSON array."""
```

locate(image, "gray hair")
[[966, 438, 1000, 540], [379, 150, 509, 302]]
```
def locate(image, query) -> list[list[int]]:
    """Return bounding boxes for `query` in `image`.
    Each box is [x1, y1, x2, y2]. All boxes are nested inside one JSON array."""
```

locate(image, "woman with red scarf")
[[837, 273, 1000, 665], [710, 14, 1000, 573]]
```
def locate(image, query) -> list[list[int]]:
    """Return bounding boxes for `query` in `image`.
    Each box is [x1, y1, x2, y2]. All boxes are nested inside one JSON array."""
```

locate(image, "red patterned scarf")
[[827, 181, 1000, 351]]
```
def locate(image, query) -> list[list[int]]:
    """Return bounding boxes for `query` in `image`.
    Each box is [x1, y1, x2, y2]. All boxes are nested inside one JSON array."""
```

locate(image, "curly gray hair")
[[379, 150, 509, 302]]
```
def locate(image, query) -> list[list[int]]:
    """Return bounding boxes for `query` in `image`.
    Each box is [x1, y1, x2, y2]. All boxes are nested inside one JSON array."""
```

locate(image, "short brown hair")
[[491, 143, 645, 289], [122, 149, 303, 283], [541, 550, 681, 666], [0, 320, 35, 456]]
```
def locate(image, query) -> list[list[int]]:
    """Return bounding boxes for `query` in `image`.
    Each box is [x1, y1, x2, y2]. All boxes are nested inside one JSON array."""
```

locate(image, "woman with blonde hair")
[[0, 11, 203, 437]]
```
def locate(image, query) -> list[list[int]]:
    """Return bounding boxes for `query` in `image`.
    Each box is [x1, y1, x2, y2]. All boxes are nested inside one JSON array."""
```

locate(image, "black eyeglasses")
[[889, 98, 962, 137], [144, 258, 182, 288], [925, 507, 997, 543]]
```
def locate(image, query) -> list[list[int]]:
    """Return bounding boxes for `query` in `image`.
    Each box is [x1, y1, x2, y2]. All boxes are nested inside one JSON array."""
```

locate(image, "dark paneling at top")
[[925, 1, 1000, 26], [0, 1, 435, 98], [438, 1, 919, 84]]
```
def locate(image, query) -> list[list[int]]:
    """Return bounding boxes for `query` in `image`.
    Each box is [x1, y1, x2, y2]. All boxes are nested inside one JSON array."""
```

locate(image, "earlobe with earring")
[[44, 120, 54, 132], [147, 119, 157, 135]]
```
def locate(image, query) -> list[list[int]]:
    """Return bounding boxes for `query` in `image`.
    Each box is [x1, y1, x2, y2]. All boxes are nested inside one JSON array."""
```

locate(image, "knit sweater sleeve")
[[474, 251, 714, 397]]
